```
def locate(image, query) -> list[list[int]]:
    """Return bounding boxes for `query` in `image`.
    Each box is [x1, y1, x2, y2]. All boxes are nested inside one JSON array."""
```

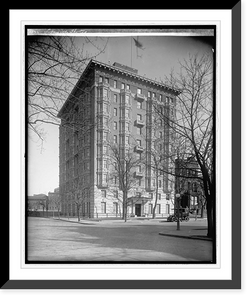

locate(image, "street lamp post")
[[176, 193, 180, 231]]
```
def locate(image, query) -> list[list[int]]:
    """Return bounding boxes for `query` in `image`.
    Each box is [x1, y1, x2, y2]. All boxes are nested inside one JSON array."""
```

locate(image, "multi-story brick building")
[[57, 60, 179, 219]]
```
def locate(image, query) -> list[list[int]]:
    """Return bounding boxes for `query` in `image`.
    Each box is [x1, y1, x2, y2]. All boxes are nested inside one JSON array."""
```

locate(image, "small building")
[[175, 157, 204, 210], [27, 194, 48, 216]]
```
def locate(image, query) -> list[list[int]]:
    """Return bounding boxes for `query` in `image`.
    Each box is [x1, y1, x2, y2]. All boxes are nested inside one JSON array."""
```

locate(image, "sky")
[[27, 32, 214, 196]]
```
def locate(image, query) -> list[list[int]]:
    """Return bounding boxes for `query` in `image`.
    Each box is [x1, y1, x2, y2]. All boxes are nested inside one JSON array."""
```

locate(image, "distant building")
[[57, 59, 180, 218], [175, 157, 204, 209], [27, 194, 48, 213]]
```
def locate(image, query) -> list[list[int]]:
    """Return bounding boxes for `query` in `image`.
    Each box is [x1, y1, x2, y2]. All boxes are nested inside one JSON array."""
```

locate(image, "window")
[[114, 94, 118, 103], [193, 182, 198, 192], [156, 204, 161, 214], [137, 127, 142, 135], [74, 131, 79, 152], [126, 84, 130, 90], [101, 202, 106, 213], [159, 94, 162, 102], [152, 92, 156, 98], [137, 114, 142, 121], [137, 88, 142, 94], [101, 190, 106, 198], [103, 89, 108, 98], [158, 180, 162, 188], [99, 76, 103, 83], [104, 103, 108, 113], [125, 122, 129, 132], [103, 145, 108, 155], [113, 202, 118, 214], [104, 118, 109, 127], [103, 131, 108, 141], [125, 109, 130, 118], [105, 77, 109, 84], [114, 107, 117, 116], [137, 101, 142, 109], [113, 191, 118, 199], [137, 139, 141, 146], [149, 203, 153, 214], [103, 160, 108, 169], [159, 131, 163, 138], [138, 178, 142, 186], [166, 204, 170, 214], [125, 94, 130, 104], [74, 154, 78, 177], [137, 165, 142, 172], [121, 83, 125, 89], [113, 80, 117, 88], [148, 91, 151, 98], [113, 121, 117, 130], [158, 193, 161, 200], [125, 136, 129, 145], [103, 174, 108, 183], [66, 139, 70, 159], [113, 135, 117, 144]]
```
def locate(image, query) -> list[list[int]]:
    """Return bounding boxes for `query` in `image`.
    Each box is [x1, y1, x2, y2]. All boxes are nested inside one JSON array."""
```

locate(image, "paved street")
[[27, 217, 213, 262]]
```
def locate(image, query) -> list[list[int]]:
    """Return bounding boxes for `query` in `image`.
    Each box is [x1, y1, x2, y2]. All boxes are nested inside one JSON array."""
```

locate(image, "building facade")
[[58, 60, 179, 218]]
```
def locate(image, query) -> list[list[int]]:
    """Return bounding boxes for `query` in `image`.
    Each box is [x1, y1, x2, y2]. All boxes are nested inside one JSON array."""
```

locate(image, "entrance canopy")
[[127, 196, 151, 204]]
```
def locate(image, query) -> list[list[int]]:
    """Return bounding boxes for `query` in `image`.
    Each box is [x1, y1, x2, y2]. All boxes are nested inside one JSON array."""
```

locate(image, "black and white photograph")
[[5, 2, 245, 292], [26, 27, 216, 263]]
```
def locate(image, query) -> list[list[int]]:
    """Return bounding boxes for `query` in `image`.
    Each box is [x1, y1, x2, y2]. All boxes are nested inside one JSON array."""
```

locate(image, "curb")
[[51, 218, 97, 225], [159, 232, 212, 241]]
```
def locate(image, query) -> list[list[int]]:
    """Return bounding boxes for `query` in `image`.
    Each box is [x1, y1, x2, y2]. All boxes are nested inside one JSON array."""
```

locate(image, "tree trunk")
[[201, 206, 204, 218], [77, 206, 80, 222], [122, 191, 127, 222], [206, 194, 214, 238], [153, 184, 158, 219]]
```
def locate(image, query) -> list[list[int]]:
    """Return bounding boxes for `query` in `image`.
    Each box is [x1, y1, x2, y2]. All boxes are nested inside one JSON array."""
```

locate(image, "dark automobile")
[[167, 208, 190, 222]]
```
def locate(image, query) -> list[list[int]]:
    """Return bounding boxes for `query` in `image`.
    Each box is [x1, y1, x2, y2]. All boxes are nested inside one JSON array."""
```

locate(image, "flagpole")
[[131, 37, 132, 67]]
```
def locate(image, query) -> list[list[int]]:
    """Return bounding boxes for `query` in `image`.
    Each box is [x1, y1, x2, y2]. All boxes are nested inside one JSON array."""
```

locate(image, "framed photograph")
[[6, 3, 241, 289]]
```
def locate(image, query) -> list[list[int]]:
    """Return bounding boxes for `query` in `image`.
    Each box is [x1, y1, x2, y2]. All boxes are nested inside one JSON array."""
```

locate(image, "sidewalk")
[[159, 225, 212, 241], [49, 217, 212, 241]]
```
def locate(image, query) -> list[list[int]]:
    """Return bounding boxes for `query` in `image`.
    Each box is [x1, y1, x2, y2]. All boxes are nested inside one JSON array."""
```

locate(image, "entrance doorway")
[[135, 204, 141, 216]]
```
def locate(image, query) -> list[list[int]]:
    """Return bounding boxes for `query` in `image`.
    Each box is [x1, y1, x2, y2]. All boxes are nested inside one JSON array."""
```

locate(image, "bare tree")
[[144, 121, 171, 219], [108, 143, 145, 222], [157, 53, 214, 237], [27, 35, 108, 142], [68, 179, 84, 222]]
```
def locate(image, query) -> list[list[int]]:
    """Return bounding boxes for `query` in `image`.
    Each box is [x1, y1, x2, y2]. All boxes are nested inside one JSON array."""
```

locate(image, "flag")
[[133, 38, 144, 50]]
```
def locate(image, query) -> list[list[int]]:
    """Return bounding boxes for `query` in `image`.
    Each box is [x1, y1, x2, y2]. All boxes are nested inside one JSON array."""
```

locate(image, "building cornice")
[[58, 59, 181, 119], [89, 59, 181, 95]]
